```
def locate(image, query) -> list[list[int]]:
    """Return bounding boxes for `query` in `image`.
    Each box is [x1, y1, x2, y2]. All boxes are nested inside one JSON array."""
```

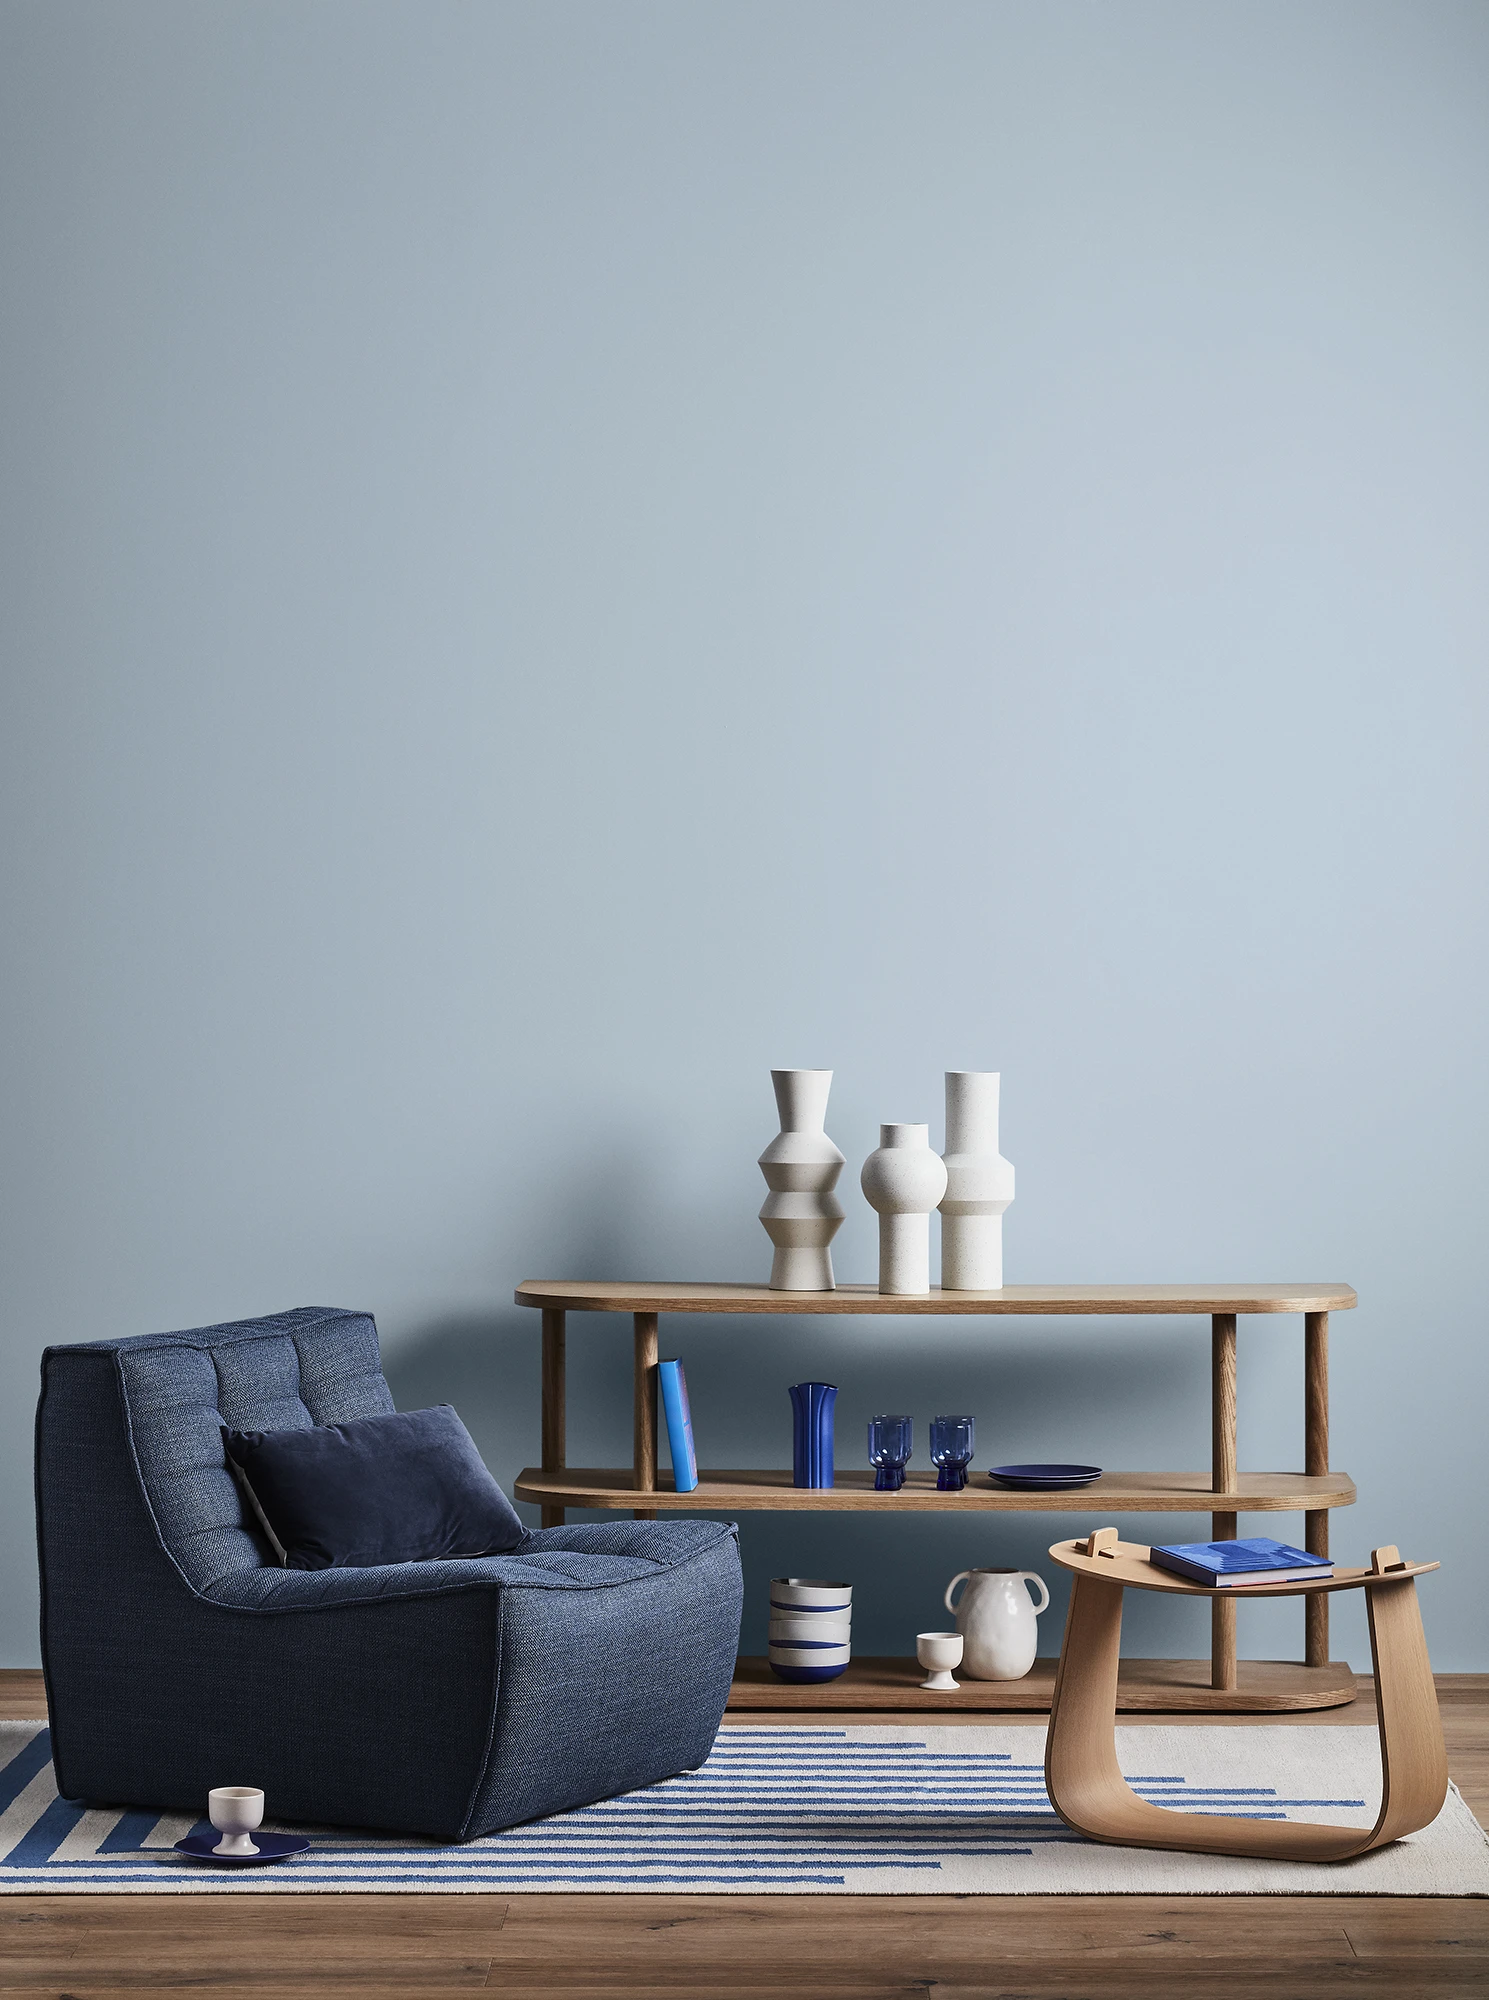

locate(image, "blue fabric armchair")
[[34, 1307, 742, 1840]]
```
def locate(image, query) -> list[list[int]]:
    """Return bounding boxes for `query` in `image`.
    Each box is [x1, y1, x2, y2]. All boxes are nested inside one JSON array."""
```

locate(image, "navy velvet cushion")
[[221, 1406, 525, 1570]]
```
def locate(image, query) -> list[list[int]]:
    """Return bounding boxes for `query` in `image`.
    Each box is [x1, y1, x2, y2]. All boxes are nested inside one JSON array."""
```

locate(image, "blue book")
[[1149, 1537, 1332, 1587], [658, 1359, 698, 1493]]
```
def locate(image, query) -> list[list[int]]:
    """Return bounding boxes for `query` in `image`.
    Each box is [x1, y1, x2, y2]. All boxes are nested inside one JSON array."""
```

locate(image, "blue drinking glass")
[[930, 1414, 975, 1491], [867, 1414, 912, 1491]]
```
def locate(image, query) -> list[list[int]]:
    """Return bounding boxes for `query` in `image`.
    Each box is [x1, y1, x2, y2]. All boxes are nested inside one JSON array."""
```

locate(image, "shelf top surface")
[[1049, 1537, 1437, 1597], [513, 1468, 1358, 1512], [516, 1280, 1356, 1315]]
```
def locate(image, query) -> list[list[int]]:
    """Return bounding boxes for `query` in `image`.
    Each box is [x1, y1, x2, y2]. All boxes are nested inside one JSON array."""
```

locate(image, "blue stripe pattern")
[[0, 1726, 1368, 1892]]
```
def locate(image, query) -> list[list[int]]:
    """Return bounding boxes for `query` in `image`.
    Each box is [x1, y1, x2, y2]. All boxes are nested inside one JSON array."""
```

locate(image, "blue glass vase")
[[789, 1381, 837, 1488]]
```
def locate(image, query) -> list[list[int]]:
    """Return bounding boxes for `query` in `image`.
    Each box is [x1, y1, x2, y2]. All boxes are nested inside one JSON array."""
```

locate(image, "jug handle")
[[944, 1571, 971, 1615], [1019, 1571, 1051, 1615]]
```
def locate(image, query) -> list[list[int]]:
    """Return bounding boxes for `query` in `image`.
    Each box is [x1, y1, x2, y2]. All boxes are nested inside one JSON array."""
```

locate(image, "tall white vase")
[[860, 1123, 949, 1296], [939, 1071, 1015, 1290], [758, 1069, 845, 1291]]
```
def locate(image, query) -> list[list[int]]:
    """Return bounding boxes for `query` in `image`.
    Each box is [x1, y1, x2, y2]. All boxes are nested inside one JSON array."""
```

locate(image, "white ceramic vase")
[[943, 1567, 1050, 1680], [758, 1070, 845, 1291], [939, 1071, 1015, 1290], [860, 1124, 949, 1295]]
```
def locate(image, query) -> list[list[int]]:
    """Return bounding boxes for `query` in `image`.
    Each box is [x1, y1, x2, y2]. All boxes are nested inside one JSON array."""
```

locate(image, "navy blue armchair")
[[35, 1307, 742, 1840]]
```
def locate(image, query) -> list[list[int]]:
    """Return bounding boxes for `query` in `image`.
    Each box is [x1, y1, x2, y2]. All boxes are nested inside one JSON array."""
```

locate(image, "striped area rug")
[[2, 1722, 1486, 1894]]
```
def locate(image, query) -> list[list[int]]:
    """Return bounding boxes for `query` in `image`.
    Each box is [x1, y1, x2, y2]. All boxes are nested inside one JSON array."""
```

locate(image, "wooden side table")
[[1045, 1529, 1447, 1860], [513, 1279, 1359, 1713]]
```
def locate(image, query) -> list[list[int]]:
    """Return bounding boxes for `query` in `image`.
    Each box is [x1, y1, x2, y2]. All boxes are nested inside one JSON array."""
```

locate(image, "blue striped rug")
[[2, 1722, 1485, 1893]]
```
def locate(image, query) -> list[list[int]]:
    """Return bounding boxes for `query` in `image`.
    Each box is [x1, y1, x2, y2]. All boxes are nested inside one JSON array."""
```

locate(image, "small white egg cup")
[[209, 1786, 265, 1857], [917, 1630, 964, 1690]]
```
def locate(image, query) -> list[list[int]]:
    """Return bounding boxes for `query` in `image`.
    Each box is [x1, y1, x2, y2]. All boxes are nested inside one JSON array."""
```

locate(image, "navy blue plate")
[[174, 1831, 311, 1865], [987, 1463, 1103, 1489]]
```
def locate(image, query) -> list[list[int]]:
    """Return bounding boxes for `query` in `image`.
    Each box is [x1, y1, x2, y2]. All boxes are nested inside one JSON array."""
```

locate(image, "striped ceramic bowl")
[[768, 1615, 851, 1646], [766, 1640, 852, 1682], [768, 1577, 852, 1613]]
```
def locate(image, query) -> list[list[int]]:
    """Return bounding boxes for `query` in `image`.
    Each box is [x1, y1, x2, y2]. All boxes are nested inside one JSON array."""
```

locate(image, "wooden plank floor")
[[2, 1669, 1486, 1999]]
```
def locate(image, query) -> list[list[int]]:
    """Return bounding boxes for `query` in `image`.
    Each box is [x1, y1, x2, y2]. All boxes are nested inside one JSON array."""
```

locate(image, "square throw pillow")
[[222, 1405, 525, 1570]]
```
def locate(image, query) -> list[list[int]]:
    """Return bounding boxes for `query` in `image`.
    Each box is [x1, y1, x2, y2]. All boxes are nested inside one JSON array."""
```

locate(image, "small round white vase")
[[939, 1071, 1015, 1290], [758, 1069, 845, 1291], [860, 1123, 948, 1295]]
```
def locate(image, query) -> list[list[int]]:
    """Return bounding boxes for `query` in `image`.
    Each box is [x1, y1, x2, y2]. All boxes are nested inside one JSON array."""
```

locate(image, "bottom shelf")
[[727, 1655, 1357, 1714]]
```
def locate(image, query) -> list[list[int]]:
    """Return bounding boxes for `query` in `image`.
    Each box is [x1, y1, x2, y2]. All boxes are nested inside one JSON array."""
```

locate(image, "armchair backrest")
[[37, 1307, 395, 1595]]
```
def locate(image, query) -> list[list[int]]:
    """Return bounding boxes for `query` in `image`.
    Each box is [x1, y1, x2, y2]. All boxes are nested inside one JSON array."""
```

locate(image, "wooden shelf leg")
[[540, 1308, 566, 1530], [1305, 1310, 1329, 1669], [1211, 1312, 1238, 1692], [633, 1311, 659, 1521]]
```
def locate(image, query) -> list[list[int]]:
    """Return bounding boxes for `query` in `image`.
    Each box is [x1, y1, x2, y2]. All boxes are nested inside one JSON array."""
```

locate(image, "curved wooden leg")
[[1363, 1569, 1448, 1849], [1045, 1572, 1128, 1834]]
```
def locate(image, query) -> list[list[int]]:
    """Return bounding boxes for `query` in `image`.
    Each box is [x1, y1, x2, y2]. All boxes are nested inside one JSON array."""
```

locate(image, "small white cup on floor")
[[917, 1631, 964, 1691], [209, 1786, 265, 1856]]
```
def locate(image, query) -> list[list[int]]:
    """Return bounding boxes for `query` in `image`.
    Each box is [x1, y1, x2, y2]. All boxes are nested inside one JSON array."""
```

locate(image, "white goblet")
[[917, 1630, 964, 1691], [208, 1786, 264, 1856]]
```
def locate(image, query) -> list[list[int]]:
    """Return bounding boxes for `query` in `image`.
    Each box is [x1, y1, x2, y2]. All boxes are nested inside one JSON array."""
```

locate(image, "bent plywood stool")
[[1045, 1531, 1447, 1861]]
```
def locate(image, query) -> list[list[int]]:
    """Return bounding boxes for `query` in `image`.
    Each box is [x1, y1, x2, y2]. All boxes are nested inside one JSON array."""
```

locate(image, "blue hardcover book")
[[658, 1358, 699, 1493], [1149, 1537, 1333, 1587]]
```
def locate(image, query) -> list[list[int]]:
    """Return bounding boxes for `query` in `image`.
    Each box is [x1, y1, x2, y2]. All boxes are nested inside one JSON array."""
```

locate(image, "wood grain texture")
[[1044, 1564, 1449, 1861], [540, 1308, 566, 1531], [1306, 1310, 1330, 1669], [631, 1311, 658, 1519], [1049, 1536, 1439, 1599], [513, 1466, 1358, 1512], [516, 1279, 1358, 1315], [3, 1893, 1488, 2000], [728, 1653, 1357, 1712], [1211, 1313, 1239, 1692]]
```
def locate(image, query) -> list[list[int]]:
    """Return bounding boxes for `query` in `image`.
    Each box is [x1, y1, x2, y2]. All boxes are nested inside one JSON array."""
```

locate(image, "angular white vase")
[[860, 1123, 949, 1295], [758, 1069, 845, 1291], [939, 1071, 1015, 1290]]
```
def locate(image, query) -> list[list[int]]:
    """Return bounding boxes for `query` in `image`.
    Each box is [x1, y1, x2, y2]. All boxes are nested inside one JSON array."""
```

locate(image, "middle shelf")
[[513, 1467, 1358, 1513]]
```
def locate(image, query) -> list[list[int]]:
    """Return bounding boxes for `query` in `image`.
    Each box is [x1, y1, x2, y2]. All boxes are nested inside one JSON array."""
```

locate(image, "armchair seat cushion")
[[202, 1517, 734, 1612]]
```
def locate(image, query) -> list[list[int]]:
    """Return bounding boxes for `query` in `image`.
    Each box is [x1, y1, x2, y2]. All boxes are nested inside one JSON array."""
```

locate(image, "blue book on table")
[[1149, 1537, 1333, 1587], [658, 1358, 698, 1493]]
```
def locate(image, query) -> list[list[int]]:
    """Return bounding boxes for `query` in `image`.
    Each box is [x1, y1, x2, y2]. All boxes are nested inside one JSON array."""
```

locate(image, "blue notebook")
[[658, 1359, 699, 1493], [1149, 1537, 1332, 1587]]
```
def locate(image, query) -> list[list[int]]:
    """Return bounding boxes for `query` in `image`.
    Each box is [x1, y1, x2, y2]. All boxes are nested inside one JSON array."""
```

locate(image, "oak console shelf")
[[515, 1467, 1356, 1514], [513, 1278, 1357, 1714]]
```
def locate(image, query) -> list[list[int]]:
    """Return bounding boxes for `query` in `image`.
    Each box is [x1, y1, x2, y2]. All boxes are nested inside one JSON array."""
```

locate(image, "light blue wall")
[[2, 1, 1486, 1671]]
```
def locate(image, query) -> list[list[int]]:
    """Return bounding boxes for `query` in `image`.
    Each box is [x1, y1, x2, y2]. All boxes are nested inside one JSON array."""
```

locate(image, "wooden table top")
[[515, 1280, 1357, 1316], [1048, 1537, 1438, 1598]]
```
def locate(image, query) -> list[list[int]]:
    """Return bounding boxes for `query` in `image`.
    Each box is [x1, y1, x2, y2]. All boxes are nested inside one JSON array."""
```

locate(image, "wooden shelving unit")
[[513, 1279, 1358, 1714]]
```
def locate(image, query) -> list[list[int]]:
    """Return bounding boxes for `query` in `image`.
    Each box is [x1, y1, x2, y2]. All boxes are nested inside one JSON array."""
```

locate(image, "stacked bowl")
[[768, 1576, 852, 1682]]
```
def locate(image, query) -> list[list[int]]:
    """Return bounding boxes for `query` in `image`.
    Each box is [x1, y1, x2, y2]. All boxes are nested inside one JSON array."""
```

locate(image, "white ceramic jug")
[[944, 1567, 1051, 1680]]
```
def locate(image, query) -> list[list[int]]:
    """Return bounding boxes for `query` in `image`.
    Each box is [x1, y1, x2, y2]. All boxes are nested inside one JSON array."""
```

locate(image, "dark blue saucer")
[[987, 1463, 1103, 1490], [174, 1831, 311, 1865]]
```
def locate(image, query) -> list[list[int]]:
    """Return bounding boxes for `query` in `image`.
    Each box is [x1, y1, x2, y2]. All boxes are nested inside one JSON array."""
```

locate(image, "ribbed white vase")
[[939, 1071, 1015, 1289], [758, 1069, 845, 1291], [860, 1123, 949, 1295]]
